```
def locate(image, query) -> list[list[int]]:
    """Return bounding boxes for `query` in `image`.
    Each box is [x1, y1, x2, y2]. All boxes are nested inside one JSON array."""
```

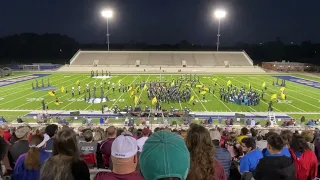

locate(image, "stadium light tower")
[[101, 9, 113, 51], [214, 9, 226, 51]]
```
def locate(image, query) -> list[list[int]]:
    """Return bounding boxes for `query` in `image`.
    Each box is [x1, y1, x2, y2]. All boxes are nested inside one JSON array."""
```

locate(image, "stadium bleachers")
[[69, 51, 254, 67]]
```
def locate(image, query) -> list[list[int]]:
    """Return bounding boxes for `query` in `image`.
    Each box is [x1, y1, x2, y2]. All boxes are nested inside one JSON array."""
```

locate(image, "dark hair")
[[45, 124, 58, 138], [241, 138, 256, 149], [116, 128, 124, 137], [186, 124, 214, 180], [267, 134, 284, 151], [280, 130, 293, 145], [159, 178, 181, 180], [25, 135, 44, 170], [290, 134, 310, 153], [241, 127, 249, 136], [265, 132, 277, 140], [250, 128, 257, 137], [212, 139, 220, 146], [83, 130, 93, 142], [52, 128, 80, 159]]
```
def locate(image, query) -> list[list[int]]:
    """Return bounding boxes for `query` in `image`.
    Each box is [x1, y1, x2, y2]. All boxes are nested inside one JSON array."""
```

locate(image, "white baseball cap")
[[111, 135, 138, 158]]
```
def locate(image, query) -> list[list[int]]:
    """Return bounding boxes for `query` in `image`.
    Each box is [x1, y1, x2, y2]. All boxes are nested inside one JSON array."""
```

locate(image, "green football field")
[[0, 72, 320, 114]]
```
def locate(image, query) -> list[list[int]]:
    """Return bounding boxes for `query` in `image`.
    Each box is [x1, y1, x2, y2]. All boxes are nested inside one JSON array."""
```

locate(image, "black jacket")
[[254, 155, 296, 180]]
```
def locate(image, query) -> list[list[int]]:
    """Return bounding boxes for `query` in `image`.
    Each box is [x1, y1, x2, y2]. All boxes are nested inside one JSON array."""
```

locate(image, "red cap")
[[142, 128, 150, 136]]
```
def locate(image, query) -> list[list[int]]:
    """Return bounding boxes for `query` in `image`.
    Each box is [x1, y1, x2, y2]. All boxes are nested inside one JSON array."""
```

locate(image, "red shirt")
[[213, 159, 227, 180], [3, 130, 11, 142], [290, 149, 318, 180], [94, 171, 144, 180], [99, 138, 116, 166]]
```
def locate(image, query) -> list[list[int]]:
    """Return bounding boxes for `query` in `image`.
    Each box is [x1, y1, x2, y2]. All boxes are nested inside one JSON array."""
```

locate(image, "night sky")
[[1, 0, 320, 45]]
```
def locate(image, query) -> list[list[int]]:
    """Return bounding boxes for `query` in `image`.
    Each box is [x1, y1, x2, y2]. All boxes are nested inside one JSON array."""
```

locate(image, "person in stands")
[[2, 125, 11, 142], [237, 127, 249, 143], [186, 125, 227, 180], [137, 128, 149, 152], [254, 134, 296, 180], [100, 126, 117, 168], [9, 126, 31, 165], [209, 129, 231, 178], [262, 130, 292, 157], [140, 130, 190, 180], [94, 134, 143, 180], [301, 130, 315, 151], [78, 130, 97, 168], [289, 134, 318, 180], [43, 124, 58, 156], [13, 134, 51, 180], [239, 137, 263, 174], [40, 128, 90, 180]]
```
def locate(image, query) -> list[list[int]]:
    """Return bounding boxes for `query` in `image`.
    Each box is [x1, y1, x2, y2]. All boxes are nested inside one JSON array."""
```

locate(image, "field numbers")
[[67, 98, 125, 102], [0, 97, 4, 101], [194, 100, 211, 103], [26, 98, 44, 102]]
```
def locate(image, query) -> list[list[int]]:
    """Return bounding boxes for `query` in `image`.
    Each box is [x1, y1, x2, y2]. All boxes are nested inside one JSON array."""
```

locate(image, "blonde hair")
[[301, 130, 314, 142]]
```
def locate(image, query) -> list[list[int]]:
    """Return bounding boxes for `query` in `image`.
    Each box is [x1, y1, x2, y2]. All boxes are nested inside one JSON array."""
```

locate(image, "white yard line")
[[13, 76, 89, 110], [84, 75, 130, 110], [206, 79, 238, 112], [232, 77, 305, 112], [0, 76, 80, 106], [255, 76, 320, 101], [189, 87, 208, 112], [109, 75, 140, 109], [0, 74, 64, 97], [0, 73, 70, 93], [212, 75, 278, 112], [239, 76, 320, 110]]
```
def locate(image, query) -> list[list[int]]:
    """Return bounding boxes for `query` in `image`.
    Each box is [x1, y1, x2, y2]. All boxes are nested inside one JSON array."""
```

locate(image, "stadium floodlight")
[[214, 9, 226, 51], [101, 9, 113, 51]]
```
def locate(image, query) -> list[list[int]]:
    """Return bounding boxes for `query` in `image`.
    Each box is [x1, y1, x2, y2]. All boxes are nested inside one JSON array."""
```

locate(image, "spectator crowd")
[[0, 122, 320, 180]]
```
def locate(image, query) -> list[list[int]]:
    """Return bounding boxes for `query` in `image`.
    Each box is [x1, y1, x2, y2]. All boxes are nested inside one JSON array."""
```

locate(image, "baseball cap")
[[139, 131, 190, 180], [15, 126, 31, 139], [111, 135, 137, 158], [210, 130, 221, 141], [142, 128, 150, 136]]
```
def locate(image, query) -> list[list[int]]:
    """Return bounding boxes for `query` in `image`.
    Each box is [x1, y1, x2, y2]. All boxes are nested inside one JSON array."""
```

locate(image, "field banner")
[[0, 74, 50, 87]]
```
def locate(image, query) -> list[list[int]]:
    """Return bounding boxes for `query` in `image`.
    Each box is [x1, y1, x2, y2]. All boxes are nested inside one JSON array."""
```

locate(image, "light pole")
[[101, 9, 113, 51], [214, 10, 226, 51]]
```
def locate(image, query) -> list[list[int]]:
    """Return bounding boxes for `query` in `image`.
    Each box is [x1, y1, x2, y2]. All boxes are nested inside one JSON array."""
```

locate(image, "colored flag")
[[152, 97, 157, 105], [171, 81, 175, 87], [143, 84, 147, 91], [118, 79, 122, 84], [48, 91, 55, 96], [262, 82, 266, 88], [128, 87, 133, 91], [271, 94, 277, 100], [200, 91, 207, 95], [76, 80, 80, 86], [212, 78, 218, 81], [134, 96, 139, 105], [60, 86, 65, 93], [189, 95, 195, 103], [202, 88, 209, 91], [248, 83, 251, 88], [196, 85, 202, 88], [280, 87, 285, 92], [227, 80, 232, 86], [130, 91, 135, 97], [55, 102, 60, 105], [281, 93, 286, 100]]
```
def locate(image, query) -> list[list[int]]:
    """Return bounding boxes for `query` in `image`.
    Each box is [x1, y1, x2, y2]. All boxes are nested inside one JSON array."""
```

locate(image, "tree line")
[[0, 33, 319, 65]]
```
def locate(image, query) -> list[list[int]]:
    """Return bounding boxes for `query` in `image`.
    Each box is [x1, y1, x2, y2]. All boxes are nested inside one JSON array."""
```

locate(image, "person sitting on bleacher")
[[78, 130, 97, 168], [94, 133, 143, 180]]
